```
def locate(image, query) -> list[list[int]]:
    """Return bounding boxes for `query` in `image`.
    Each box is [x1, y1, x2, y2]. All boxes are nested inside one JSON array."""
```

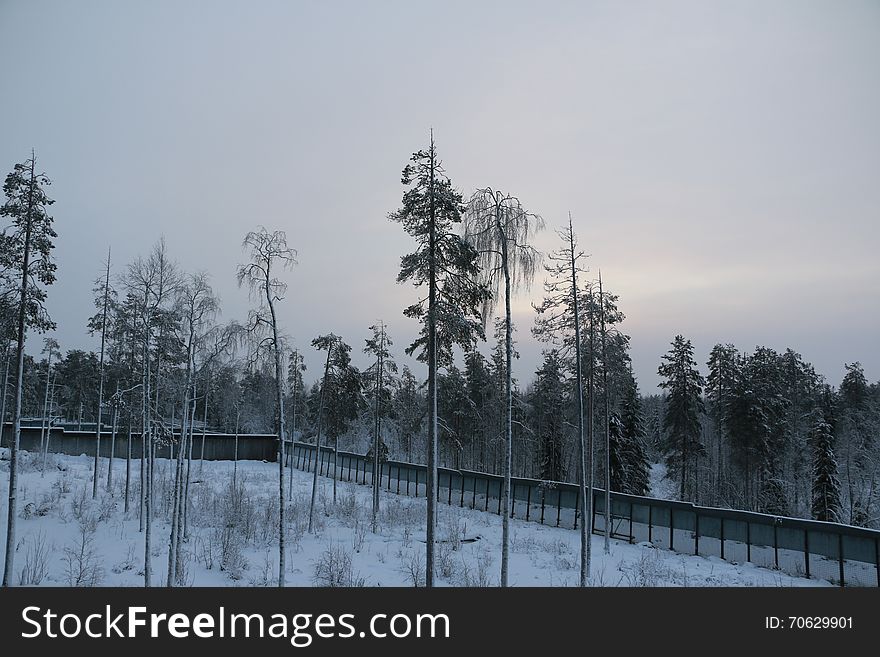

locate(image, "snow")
[[649, 461, 676, 501], [0, 448, 831, 587]]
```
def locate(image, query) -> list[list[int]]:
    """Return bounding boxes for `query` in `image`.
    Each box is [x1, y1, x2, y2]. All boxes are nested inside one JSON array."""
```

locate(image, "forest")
[[1, 144, 878, 589]]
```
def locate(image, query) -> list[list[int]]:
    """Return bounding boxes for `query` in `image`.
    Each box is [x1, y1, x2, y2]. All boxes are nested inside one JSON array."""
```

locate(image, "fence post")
[[694, 512, 700, 556], [511, 482, 517, 519], [540, 487, 545, 525], [628, 503, 633, 544], [460, 474, 465, 508], [525, 484, 532, 522], [484, 477, 490, 512], [838, 534, 845, 587], [669, 510, 674, 552], [746, 522, 751, 564], [804, 530, 810, 579], [720, 518, 725, 560], [875, 537, 879, 588], [573, 489, 579, 530], [774, 522, 779, 570], [472, 476, 477, 510], [648, 504, 653, 543], [556, 489, 562, 527]]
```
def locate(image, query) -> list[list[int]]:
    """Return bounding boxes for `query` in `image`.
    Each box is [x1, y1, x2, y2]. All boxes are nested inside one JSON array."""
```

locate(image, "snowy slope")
[[0, 449, 830, 587]]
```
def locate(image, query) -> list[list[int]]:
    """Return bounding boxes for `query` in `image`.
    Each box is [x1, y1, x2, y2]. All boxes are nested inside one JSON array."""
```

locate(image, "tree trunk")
[[233, 410, 240, 489], [599, 273, 611, 554], [0, 344, 9, 449], [426, 135, 438, 588], [93, 251, 111, 498], [499, 208, 513, 588], [372, 327, 383, 534], [198, 387, 208, 474], [38, 349, 53, 477], [142, 319, 153, 587], [107, 383, 119, 491], [308, 344, 333, 534], [288, 354, 297, 501], [569, 220, 589, 586], [2, 157, 36, 587], [266, 284, 287, 588], [125, 412, 132, 513], [167, 370, 190, 587]]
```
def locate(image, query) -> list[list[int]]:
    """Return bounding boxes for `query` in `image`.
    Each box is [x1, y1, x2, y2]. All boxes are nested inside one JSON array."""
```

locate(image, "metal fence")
[[289, 441, 880, 587]]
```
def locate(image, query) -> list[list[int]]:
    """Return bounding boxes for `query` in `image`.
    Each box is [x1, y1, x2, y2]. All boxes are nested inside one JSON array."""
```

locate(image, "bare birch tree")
[[237, 227, 296, 587], [463, 187, 542, 587]]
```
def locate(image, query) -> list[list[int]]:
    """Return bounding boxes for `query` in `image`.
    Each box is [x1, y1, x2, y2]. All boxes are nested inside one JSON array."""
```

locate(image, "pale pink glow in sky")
[[1, 0, 877, 390]]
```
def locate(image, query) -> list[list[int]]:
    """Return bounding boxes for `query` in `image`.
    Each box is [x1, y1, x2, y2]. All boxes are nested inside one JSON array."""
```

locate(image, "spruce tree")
[[618, 375, 651, 496], [810, 413, 841, 523], [658, 335, 705, 501]]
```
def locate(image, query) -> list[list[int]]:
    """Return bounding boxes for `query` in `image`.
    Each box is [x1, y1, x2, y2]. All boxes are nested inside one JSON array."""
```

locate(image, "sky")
[[1, 0, 878, 391]]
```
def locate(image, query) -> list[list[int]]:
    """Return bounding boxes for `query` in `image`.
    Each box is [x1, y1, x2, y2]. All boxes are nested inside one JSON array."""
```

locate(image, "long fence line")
[[7, 425, 878, 587], [289, 441, 880, 587]]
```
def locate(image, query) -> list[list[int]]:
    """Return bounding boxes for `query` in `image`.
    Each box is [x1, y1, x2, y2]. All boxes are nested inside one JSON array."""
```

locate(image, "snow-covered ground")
[[0, 449, 830, 587], [649, 461, 676, 501]]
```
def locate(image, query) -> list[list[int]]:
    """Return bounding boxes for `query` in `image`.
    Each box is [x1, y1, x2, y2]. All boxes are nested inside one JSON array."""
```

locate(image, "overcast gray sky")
[[1, 0, 878, 391]]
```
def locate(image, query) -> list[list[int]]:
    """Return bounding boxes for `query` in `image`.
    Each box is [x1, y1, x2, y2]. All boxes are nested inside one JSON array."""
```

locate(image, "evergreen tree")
[[810, 411, 841, 523], [618, 374, 651, 496], [706, 343, 738, 504], [530, 350, 567, 482], [390, 135, 489, 586], [391, 365, 423, 463], [1, 154, 57, 587], [658, 335, 705, 501]]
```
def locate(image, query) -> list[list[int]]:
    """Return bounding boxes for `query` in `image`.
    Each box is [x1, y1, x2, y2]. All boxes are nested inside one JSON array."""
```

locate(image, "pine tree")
[[531, 218, 592, 584], [1, 154, 57, 587], [364, 322, 396, 532], [810, 412, 841, 523], [658, 335, 705, 501], [390, 134, 488, 586]]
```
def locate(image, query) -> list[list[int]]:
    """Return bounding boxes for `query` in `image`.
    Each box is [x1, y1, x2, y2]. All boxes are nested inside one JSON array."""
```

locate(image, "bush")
[[312, 544, 365, 587]]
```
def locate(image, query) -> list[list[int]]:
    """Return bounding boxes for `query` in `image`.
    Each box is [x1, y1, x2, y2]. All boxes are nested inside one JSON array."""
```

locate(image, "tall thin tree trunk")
[[167, 371, 190, 587], [183, 386, 197, 539], [265, 284, 287, 587], [107, 383, 119, 491], [233, 409, 240, 489], [426, 133, 438, 588], [371, 325, 383, 534], [93, 249, 111, 498], [198, 385, 208, 474], [142, 320, 153, 587], [499, 210, 513, 588], [2, 155, 36, 587], [38, 349, 53, 476], [332, 435, 338, 504], [41, 370, 56, 474], [599, 272, 611, 554], [308, 344, 333, 534], [0, 344, 10, 448], [288, 353, 297, 501], [569, 219, 589, 585], [125, 411, 132, 513]]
